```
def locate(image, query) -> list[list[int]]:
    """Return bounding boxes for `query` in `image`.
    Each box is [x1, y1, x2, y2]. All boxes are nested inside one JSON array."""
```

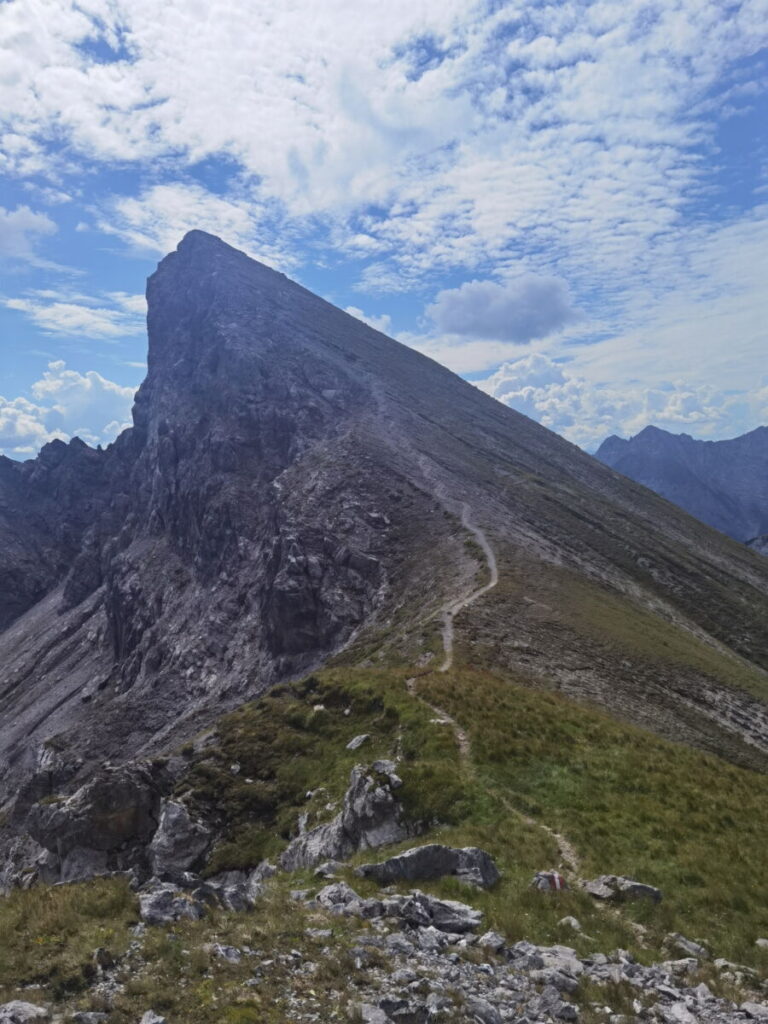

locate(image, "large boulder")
[[0, 1004, 48, 1023], [356, 844, 499, 888], [147, 800, 212, 877], [280, 761, 412, 871], [584, 874, 662, 904], [26, 765, 162, 859]]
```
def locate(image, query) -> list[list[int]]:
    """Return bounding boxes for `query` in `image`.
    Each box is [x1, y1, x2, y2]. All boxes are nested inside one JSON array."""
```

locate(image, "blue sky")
[[1, 0, 766, 458]]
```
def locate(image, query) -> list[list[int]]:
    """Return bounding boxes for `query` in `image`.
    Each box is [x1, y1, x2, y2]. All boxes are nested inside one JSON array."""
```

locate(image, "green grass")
[[4, 662, 768, 1021], [180, 668, 469, 874], [0, 878, 137, 1000]]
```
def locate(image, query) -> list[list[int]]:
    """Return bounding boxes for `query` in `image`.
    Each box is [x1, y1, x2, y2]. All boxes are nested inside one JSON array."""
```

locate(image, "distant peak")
[[175, 230, 245, 257]]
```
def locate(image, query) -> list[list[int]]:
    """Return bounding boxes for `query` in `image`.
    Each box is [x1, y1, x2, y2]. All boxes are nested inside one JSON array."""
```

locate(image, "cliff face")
[[595, 424, 768, 543], [3, 231, 768, 830]]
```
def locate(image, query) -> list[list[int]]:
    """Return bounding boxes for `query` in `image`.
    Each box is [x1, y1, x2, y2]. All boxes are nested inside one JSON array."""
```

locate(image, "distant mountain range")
[[595, 424, 768, 547]]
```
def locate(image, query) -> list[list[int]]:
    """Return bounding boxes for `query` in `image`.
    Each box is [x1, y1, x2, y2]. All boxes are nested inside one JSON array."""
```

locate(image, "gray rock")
[[0, 1004, 48, 1023], [742, 1005, 768, 1020], [139, 1014, 167, 1024], [756, 938, 768, 949], [665, 932, 709, 959], [558, 916, 582, 932], [477, 930, 506, 952], [584, 875, 662, 904], [346, 734, 370, 750], [138, 880, 205, 925], [360, 1006, 388, 1024], [280, 763, 412, 871], [466, 997, 502, 1024], [356, 844, 499, 889], [26, 765, 161, 859], [71, 1014, 108, 1023], [148, 800, 212, 877], [397, 890, 483, 933], [59, 846, 109, 883]]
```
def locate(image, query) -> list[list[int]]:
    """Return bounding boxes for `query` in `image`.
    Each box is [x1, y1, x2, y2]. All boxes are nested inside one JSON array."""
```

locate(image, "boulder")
[[0, 1004, 48, 1023], [742, 1003, 768, 1020], [204, 860, 276, 910], [138, 880, 206, 925], [59, 846, 109, 883], [356, 844, 499, 889], [280, 762, 412, 871], [531, 871, 569, 892], [584, 874, 662, 904], [665, 932, 709, 960], [147, 800, 212, 877], [395, 890, 483, 933], [139, 1014, 167, 1024], [346, 734, 370, 750], [26, 765, 161, 859]]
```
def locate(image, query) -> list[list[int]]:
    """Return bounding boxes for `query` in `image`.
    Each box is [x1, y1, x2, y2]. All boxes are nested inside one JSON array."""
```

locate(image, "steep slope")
[[595, 424, 768, 542], [2, 230, 768, 842]]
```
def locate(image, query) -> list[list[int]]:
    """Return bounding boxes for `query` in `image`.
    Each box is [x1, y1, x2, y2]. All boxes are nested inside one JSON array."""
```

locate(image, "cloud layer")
[[0, 362, 135, 457]]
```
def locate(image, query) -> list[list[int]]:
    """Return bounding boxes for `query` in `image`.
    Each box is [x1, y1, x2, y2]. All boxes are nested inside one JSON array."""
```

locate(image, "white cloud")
[[97, 182, 291, 268], [344, 305, 393, 335], [477, 353, 758, 451], [427, 275, 578, 343], [0, 204, 56, 262], [4, 290, 146, 338], [0, 360, 136, 457], [0, 395, 63, 457]]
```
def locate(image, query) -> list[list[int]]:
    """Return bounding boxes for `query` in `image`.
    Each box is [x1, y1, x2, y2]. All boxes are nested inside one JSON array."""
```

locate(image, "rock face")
[[280, 761, 412, 871], [356, 844, 499, 888], [3, 230, 768, 864], [23, 764, 164, 881], [595, 424, 768, 543]]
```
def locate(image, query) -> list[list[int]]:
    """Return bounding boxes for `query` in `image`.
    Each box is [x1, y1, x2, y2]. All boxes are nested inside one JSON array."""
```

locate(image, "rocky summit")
[[1, 232, 768, 1022]]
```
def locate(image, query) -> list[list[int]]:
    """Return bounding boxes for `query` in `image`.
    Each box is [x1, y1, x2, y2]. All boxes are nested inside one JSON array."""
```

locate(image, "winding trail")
[[439, 501, 499, 672], [404, 472, 581, 878]]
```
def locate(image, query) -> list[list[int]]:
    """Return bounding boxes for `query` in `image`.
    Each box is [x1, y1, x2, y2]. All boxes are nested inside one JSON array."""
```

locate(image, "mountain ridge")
[[595, 423, 768, 543], [3, 232, 768, 890]]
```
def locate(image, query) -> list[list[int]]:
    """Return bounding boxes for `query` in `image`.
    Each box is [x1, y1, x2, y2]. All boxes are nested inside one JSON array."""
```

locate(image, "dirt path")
[[406, 675, 472, 760], [440, 501, 499, 672]]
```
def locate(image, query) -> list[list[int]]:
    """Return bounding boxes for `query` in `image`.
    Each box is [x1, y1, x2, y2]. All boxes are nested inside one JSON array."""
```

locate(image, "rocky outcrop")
[[147, 800, 212, 877], [280, 761, 413, 871], [24, 764, 164, 878], [356, 844, 499, 888], [0, 1004, 49, 1023]]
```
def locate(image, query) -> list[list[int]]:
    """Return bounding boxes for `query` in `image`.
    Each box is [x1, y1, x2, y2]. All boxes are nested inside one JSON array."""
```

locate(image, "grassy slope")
[[3, 663, 768, 1020]]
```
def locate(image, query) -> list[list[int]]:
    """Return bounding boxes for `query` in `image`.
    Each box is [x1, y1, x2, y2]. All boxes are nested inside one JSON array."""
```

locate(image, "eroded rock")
[[280, 762, 412, 871], [148, 800, 212, 877], [357, 843, 499, 889]]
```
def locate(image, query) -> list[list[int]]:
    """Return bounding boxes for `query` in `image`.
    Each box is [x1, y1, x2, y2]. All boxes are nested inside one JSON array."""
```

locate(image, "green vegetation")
[[180, 669, 469, 874], [0, 878, 136, 999], [3, 661, 768, 1020]]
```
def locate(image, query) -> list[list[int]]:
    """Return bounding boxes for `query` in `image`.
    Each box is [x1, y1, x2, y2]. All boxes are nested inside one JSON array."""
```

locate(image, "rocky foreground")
[[2, 865, 768, 1024]]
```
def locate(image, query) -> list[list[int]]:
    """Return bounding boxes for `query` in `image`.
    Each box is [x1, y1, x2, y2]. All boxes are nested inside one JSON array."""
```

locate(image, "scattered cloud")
[[0, 205, 56, 263], [477, 353, 754, 451], [97, 183, 291, 268], [0, 360, 136, 458], [427, 275, 579, 343], [344, 305, 393, 335], [4, 290, 146, 339]]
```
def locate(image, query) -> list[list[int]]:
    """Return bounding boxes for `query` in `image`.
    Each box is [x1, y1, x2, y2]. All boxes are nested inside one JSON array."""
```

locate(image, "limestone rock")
[[26, 765, 161, 859], [138, 880, 205, 925], [280, 763, 412, 871], [147, 800, 211, 877], [356, 843, 499, 889], [0, 1004, 48, 1023], [584, 874, 662, 903]]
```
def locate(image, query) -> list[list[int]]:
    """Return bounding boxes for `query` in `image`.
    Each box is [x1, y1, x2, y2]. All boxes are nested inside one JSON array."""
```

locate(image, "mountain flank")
[[595, 424, 768, 545], [2, 231, 768, 1020]]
